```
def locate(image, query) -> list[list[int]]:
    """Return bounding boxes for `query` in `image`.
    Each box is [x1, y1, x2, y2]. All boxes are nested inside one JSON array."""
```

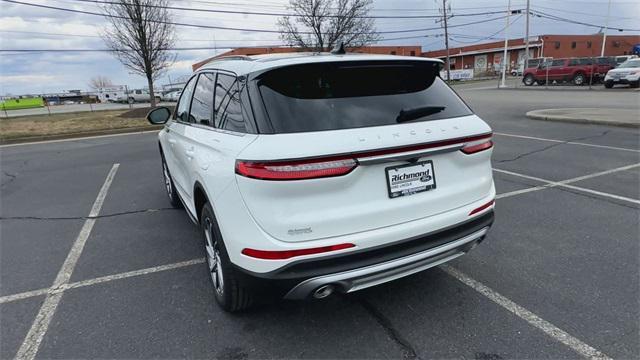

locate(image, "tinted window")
[[256, 61, 471, 133], [568, 59, 579, 66], [175, 76, 197, 122], [214, 74, 245, 132], [551, 59, 565, 67], [190, 73, 215, 126], [578, 58, 592, 65]]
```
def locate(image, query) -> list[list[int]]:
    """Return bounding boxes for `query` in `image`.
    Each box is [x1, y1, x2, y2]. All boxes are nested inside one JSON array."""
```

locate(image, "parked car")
[[117, 89, 161, 103], [604, 58, 640, 88], [161, 90, 181, 102], [522, 58, 596, 86], [145, 53, 495, 312], [510, 62, 524, 76]]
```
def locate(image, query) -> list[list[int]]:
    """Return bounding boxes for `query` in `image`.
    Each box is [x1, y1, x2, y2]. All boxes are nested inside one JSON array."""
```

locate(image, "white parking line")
[[494, 165, 640, 204], [0, 259, 205, 305], [442, 265, 612, 360], [0, 130, 159, 148], [494, 132, 640, 153], [15, 164, 119, 360]]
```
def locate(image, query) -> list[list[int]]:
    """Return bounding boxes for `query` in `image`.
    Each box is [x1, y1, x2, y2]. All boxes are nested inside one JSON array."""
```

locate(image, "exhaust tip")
[[313, 284, 334, 299]]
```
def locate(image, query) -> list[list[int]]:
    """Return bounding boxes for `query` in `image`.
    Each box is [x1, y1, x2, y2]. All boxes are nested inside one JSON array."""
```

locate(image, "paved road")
[[1, 88, 638, 359], [1, 101, 175, 118]]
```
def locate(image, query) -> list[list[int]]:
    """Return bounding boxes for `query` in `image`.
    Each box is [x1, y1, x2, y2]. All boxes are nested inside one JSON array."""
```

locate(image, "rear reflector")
[[461, 139, 493, 154], [241, 243, 355, 260], [236, 158, 357, 180], [469, 199, 495, 216]]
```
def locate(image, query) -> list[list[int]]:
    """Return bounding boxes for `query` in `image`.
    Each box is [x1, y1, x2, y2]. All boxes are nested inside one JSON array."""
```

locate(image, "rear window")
[[255, 61, 473, 133]]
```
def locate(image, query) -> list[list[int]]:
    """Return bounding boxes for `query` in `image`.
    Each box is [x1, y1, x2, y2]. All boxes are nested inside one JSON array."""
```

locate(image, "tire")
[[536, 80, 546, 86], [573, 73, 586, 86], [604, 81, 614, 89], [630, 80, 640, 88], [161, 156, 182, 208], [523, 74, 535, 86], [201, 202, 253, 312], [128, 97, 135, 104]]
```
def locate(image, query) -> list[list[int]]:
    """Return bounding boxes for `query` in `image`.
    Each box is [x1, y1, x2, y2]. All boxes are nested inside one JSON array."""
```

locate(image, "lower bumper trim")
[[284, 226, 489, 299]]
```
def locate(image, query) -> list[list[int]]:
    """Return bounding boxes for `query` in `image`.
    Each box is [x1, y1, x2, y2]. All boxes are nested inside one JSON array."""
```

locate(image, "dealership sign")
[[440, 69, 474, 80]]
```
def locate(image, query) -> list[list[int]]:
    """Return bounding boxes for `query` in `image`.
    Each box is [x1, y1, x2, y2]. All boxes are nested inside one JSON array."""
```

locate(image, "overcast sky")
[[1, 0, 638, 95]]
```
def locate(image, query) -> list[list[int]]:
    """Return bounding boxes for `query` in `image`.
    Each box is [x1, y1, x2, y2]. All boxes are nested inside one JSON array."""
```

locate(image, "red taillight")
[[241, 243, 355, 260], [461, 139, 493, 154], [236, 158, 357, 180], [236, 133, 492, 180], [469, 199, 495, 216]]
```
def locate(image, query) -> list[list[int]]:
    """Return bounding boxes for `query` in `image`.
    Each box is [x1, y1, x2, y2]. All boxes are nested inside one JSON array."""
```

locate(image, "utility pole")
[[500, 0, 511, 88], [601, 0, 611, 57], [441, 0, 451, 83], [524, 0, 530, 69]]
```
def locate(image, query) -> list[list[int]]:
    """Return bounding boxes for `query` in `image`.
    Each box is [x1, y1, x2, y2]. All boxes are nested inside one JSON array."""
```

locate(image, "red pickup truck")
[[523, 58, 597, 86]]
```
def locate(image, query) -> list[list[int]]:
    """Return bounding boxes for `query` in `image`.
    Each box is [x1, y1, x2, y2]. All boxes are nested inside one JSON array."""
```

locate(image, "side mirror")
[[146, 107, 171, 125]]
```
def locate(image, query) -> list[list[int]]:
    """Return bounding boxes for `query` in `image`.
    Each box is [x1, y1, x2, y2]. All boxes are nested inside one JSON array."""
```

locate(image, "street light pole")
[[524, 0, 530, 69], [601, 0, 611, 57], [500, 0, 511, 88]]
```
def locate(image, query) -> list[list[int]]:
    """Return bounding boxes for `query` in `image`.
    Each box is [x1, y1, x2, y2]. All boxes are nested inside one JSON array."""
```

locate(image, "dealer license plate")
[[385, 161, 436, 198]]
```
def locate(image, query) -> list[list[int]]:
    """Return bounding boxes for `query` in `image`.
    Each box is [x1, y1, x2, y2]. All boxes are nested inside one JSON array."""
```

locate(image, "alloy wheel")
[[204, 217, 224, 295]]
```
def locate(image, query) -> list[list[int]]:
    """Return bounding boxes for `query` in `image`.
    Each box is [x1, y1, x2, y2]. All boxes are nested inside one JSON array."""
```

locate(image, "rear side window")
[[255, 61, 472, 133], [175, 76, 197, 122], [190, 73, 215, 126], [551, 59, 565, 67], [214, 74, 245, 132]]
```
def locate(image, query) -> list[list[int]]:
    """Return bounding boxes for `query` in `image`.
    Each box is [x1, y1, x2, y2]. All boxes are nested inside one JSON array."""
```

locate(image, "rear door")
[[235, 60, 493, 242], [179, 71, 258, 207]]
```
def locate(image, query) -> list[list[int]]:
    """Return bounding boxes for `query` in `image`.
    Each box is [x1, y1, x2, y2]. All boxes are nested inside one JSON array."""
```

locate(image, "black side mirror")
[[146, 107, 171, 125]]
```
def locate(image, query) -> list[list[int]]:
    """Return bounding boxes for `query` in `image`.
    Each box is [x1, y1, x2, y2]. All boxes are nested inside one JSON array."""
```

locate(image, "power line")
[[531, 9, 640, 32], [1, 0, 512, 35], [66, 0, 517, 19]]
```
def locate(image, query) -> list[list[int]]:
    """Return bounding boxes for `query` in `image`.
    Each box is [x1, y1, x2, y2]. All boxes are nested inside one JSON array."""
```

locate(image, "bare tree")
[[100, 0, 176, 106], [278, 0, 380, 51], [88, 76, 114, 90]]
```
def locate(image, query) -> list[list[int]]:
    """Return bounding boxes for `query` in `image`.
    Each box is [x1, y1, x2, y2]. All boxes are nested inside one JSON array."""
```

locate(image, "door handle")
[[185, 147, 195, 159], [168, 139, 177, 145]]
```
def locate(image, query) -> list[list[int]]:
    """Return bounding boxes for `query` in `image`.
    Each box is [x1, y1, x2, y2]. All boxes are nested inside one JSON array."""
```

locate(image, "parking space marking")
[[0, 130, 159, 148], [494, 164, 640, 204], [67, 258, 205, 291], [15, 164, 119, 360], [442, 265, 612, 360], [494, 132, 640, 153], [0, 258, 205, 306]]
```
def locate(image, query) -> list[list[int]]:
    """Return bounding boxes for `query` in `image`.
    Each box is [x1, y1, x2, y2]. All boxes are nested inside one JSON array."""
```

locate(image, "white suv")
[[146, 52, 495, 312]]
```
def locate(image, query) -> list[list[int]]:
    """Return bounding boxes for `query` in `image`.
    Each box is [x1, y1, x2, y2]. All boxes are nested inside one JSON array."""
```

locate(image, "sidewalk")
[[526, 108, 639, 128]]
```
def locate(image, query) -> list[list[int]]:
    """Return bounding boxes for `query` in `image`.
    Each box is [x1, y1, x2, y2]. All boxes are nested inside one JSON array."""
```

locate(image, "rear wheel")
[[573, 73, 586, 86], [161, 157, 181, 208], [523, 74, 535, 86], [536, 80, 546, 86], [201, 203, 253, 312], [128, 97, 135, 104]]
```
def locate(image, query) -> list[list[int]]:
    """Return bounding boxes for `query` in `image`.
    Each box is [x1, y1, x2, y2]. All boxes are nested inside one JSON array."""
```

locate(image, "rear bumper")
[[232, 210, 494, 299]]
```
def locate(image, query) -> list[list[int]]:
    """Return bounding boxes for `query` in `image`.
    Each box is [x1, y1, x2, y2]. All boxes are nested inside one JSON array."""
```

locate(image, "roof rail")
[[212, 55, 254, 62]]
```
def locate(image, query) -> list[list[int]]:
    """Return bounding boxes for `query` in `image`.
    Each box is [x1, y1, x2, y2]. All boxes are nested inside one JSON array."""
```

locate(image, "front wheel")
[[630, 80, 640, 88], [201, 203, 253, 312], [604, 81, 614, 89], [523, 74, 535, 86], [128, 97, 135, 104], [536, 80, 546, 86]]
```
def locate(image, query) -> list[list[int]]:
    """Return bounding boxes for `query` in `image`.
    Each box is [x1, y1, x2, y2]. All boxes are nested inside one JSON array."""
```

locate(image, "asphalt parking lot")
[[1, 87, 638, 359]]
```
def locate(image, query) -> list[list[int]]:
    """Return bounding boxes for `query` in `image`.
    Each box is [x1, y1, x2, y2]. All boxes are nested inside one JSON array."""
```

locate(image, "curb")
[[0, 126, 163, 145], [525, 110, 639, 128]]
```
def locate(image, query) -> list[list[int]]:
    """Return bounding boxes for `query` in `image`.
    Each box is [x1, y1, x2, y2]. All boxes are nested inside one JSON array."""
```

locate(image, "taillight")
[[241, 243, 355, 260], [461, 138, 493, 154], [235, 158, 357, 180], [469, 199, 495, 216]]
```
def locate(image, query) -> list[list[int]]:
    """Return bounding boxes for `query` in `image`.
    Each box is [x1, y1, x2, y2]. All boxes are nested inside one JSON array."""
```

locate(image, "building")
[[422, 34, 640, 76], [192, 45, 422, 71]]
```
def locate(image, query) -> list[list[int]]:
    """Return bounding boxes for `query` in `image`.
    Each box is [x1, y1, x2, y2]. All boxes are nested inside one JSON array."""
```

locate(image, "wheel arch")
[[193, 181, 210, 223]]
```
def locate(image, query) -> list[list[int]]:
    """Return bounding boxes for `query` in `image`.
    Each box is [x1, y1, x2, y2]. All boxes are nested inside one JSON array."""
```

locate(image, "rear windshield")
[[254, 61, 473, 133]]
